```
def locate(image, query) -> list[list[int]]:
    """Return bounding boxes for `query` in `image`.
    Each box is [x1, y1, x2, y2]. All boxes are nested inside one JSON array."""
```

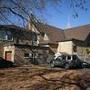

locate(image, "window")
[[24, 53, 29, 58], [24, 53, 32, 58], [0, 30, 13, 41], [73, 46, 77, 52], [6, 31, 13, 40], [0, 30, 6, 40]]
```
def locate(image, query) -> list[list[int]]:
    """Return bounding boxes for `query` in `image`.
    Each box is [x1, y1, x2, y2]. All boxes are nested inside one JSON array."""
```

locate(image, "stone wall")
[[14, 45, 50, 65]]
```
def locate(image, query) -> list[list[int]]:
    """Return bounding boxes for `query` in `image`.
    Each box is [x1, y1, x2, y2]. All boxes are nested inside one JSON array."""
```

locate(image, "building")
[[29, 22, 90, 61], [28, 22, 65, 53], [0, 25, 50, 65], [63, 25, 90, 61], [0, 23, 90, 65]]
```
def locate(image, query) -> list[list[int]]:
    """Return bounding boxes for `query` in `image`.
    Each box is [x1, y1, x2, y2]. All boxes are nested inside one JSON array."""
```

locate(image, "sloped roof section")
[[35, 23, 65, 43], [64, 24, 90, 41]]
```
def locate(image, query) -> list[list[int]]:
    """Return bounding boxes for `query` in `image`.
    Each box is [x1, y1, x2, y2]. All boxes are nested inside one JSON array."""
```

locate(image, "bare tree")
[[0, 0, 88, 26]]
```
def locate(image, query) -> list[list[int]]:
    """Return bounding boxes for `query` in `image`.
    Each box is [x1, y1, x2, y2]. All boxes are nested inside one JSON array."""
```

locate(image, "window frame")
[[0, 30, 13, 41]]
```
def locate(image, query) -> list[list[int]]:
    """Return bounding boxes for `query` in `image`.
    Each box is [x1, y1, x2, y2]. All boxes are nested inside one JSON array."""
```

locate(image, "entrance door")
[[5, 51, 12, 61]]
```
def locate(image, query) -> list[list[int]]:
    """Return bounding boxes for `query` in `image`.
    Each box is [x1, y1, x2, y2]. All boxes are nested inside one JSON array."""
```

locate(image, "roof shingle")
[[35, 23, 65, 43], [64, 24, 90, 41]]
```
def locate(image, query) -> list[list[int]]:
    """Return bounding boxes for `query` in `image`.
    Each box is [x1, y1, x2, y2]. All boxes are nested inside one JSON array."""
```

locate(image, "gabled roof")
[[34, 22, 90, 43], [64, 24, 90, 41], [1, 24, 90, 43], [35, 23, 65, 43]]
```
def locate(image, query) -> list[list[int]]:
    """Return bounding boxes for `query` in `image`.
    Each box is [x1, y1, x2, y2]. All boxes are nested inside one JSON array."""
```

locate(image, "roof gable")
[[35, 23, 65, 43]]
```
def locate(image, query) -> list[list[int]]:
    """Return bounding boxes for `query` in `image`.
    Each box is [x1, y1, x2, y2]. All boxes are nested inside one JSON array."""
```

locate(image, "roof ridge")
[[45, 24, 64, 31], [64, 24, 90, 30]]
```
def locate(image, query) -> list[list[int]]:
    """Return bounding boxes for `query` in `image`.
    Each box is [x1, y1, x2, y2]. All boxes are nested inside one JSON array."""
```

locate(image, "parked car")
[[49, 53, 90, 69], [0, 57, 14, 68], [49, 52, 67, 68], [50, 56, 66, 68]]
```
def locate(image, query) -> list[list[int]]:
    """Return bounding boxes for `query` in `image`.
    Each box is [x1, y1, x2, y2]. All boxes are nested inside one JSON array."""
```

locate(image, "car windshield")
[[67, 56, 71, 60]]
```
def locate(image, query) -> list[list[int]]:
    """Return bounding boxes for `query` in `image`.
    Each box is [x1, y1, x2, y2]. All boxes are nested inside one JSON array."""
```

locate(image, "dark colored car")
[[0, 57, 14, 68], [49, 54, 90, 69], [64, 54, 83, 69], [50, 56, 66, 68]]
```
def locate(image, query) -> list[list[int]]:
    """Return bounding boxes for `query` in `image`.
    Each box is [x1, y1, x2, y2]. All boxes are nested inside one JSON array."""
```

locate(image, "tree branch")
[[0, 7, 28, 22]]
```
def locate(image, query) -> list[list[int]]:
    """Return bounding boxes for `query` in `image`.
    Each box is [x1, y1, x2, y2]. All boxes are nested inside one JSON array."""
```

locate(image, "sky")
[[1, 0, 90, 30], [42, 0, 90, 29]]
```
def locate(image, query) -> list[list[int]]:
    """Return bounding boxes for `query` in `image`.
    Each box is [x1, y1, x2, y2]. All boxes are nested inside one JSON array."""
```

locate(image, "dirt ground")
[[0, 65, 90, 90]]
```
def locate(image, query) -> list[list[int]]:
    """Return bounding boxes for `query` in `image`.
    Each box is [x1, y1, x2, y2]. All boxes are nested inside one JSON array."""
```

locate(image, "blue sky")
[[42, 0, 90, 29], [1, 0, 90, 29]]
